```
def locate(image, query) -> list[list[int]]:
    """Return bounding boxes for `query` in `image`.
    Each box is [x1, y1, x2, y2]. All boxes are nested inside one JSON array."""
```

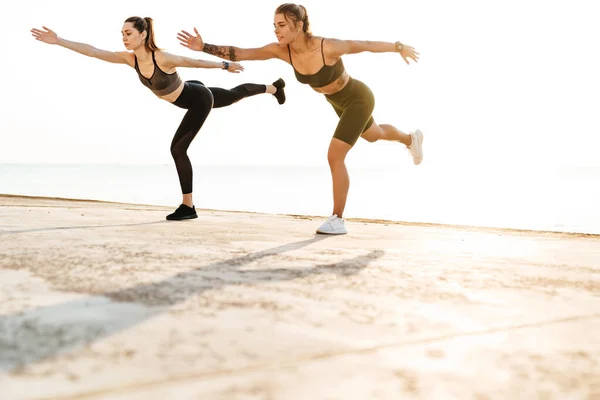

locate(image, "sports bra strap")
[[287, 45, 295, 67]]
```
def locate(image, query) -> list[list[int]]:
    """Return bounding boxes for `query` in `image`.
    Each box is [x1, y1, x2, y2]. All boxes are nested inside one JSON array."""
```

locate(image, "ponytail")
[[124, 16, 160, 51]]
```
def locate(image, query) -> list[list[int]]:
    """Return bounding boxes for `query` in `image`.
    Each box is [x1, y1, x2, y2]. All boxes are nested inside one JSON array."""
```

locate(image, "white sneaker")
[[316, 214, 347, 235], [408, 129, 424, 165]]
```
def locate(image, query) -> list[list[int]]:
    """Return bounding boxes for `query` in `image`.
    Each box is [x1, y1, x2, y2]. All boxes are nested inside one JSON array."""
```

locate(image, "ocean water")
[[1, 163, 599, 234]]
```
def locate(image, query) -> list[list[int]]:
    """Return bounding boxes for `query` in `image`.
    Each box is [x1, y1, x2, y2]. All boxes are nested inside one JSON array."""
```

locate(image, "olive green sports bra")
[[289, 38, 345, 88]]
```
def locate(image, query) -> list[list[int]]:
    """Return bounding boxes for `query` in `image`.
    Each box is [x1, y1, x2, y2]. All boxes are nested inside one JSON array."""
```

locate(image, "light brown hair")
[[125, 16, 160, 52], [276, 4, 312, 37]]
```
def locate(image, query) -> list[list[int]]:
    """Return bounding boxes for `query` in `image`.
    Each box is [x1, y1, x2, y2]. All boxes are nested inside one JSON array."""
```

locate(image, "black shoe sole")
[[166, 214, 198, 221], [273, 78, 286, 105]]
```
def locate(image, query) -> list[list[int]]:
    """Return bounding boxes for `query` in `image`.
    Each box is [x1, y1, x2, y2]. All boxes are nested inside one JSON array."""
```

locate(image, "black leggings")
[[171, 80, 266, 194]]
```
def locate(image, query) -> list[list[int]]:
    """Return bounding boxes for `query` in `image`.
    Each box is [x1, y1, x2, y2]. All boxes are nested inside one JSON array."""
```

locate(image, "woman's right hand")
[[31, 26, 59, 45], [177, 27, 204, 51]]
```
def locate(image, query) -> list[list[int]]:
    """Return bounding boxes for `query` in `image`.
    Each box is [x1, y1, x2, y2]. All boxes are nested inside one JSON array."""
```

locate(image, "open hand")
[[177, 28, 204, 51], [226, 62, 244, 73], [31, 26, 58, 45], [400, 44, 420, 65]]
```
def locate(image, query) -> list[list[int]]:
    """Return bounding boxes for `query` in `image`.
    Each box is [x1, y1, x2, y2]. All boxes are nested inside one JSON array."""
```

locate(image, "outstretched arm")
[[31, 26, 130, 65], [159, 51, 244, 73], [327, 39, 419, 65], [177, 28, 282, 61]]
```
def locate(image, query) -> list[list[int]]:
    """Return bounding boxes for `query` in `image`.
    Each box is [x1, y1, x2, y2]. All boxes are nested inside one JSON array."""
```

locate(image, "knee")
[[234, 85, 249, 95], [361, 126, 381, 143], [327, 149, 347, 167], [362, 132, 380, 143], [170, 144, 186, 160]]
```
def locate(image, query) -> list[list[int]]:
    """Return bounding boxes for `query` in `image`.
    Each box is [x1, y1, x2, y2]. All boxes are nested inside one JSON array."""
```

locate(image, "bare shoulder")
[[323, 37, 344, 44], [154, 50, 180, 70], [154, 50, 172, 61], [321, 37, 347, 58], [321, 37, 345, 48]]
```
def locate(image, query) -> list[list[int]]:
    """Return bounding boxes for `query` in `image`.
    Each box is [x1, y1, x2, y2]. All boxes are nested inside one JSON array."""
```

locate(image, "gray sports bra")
[[134, 52, 182, 96]]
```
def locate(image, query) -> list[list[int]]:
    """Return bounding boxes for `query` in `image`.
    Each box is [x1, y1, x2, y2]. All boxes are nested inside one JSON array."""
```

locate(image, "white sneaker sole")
[[316, 224, 348, 235], [411, 129, 424, 165], [316, 229, 347, 235]]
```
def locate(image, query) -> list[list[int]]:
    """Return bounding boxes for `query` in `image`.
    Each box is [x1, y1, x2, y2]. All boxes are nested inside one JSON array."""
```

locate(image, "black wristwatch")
[[222, 61, 230, 70], [395, 41, 404, 52]]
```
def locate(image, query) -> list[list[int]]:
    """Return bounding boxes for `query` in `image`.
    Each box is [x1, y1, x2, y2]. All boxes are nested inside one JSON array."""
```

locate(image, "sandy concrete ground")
[[0, 195, 599, 400]]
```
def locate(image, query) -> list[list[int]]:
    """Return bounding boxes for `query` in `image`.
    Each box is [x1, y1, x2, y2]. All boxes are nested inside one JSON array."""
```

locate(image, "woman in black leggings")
[[31, 16, 285, 220]]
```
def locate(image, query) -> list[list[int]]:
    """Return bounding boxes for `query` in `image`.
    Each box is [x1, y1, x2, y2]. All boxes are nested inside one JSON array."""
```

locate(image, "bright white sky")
[[2, 0, 599, 169]]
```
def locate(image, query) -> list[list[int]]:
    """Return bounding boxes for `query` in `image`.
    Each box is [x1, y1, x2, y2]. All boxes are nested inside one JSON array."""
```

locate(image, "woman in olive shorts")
[[178, 3, 423, 234]]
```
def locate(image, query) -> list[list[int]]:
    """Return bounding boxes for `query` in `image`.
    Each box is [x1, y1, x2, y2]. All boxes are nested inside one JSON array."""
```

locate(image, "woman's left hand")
[[226, 62, 245, 73], [400, 44, 420, 65]]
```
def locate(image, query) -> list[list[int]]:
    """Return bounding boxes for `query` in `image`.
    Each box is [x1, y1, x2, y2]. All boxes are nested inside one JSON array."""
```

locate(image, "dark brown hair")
[[275, 4, 312, 37], [124, 16, 159, 52]]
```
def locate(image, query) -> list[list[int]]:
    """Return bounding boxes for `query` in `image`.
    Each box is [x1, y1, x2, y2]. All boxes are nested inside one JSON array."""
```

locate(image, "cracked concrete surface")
[[1, 195, 599, 399]]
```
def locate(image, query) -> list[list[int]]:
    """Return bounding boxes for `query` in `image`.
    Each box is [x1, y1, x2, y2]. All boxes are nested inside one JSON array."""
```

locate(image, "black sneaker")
[[166, 204, 198, 221], [272, 78, 286, 105]]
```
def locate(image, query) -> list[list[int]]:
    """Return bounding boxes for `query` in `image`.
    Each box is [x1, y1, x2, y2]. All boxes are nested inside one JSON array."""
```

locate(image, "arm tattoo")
[[203, 43, 238, 61], [228, 46, 237, 61], [203, 43, 225, 58]]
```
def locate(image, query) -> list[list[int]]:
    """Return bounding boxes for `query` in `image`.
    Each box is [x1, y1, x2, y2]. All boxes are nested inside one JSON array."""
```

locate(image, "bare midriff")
[[311, 71, 350, 95], [158, 82, 185, 103]]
